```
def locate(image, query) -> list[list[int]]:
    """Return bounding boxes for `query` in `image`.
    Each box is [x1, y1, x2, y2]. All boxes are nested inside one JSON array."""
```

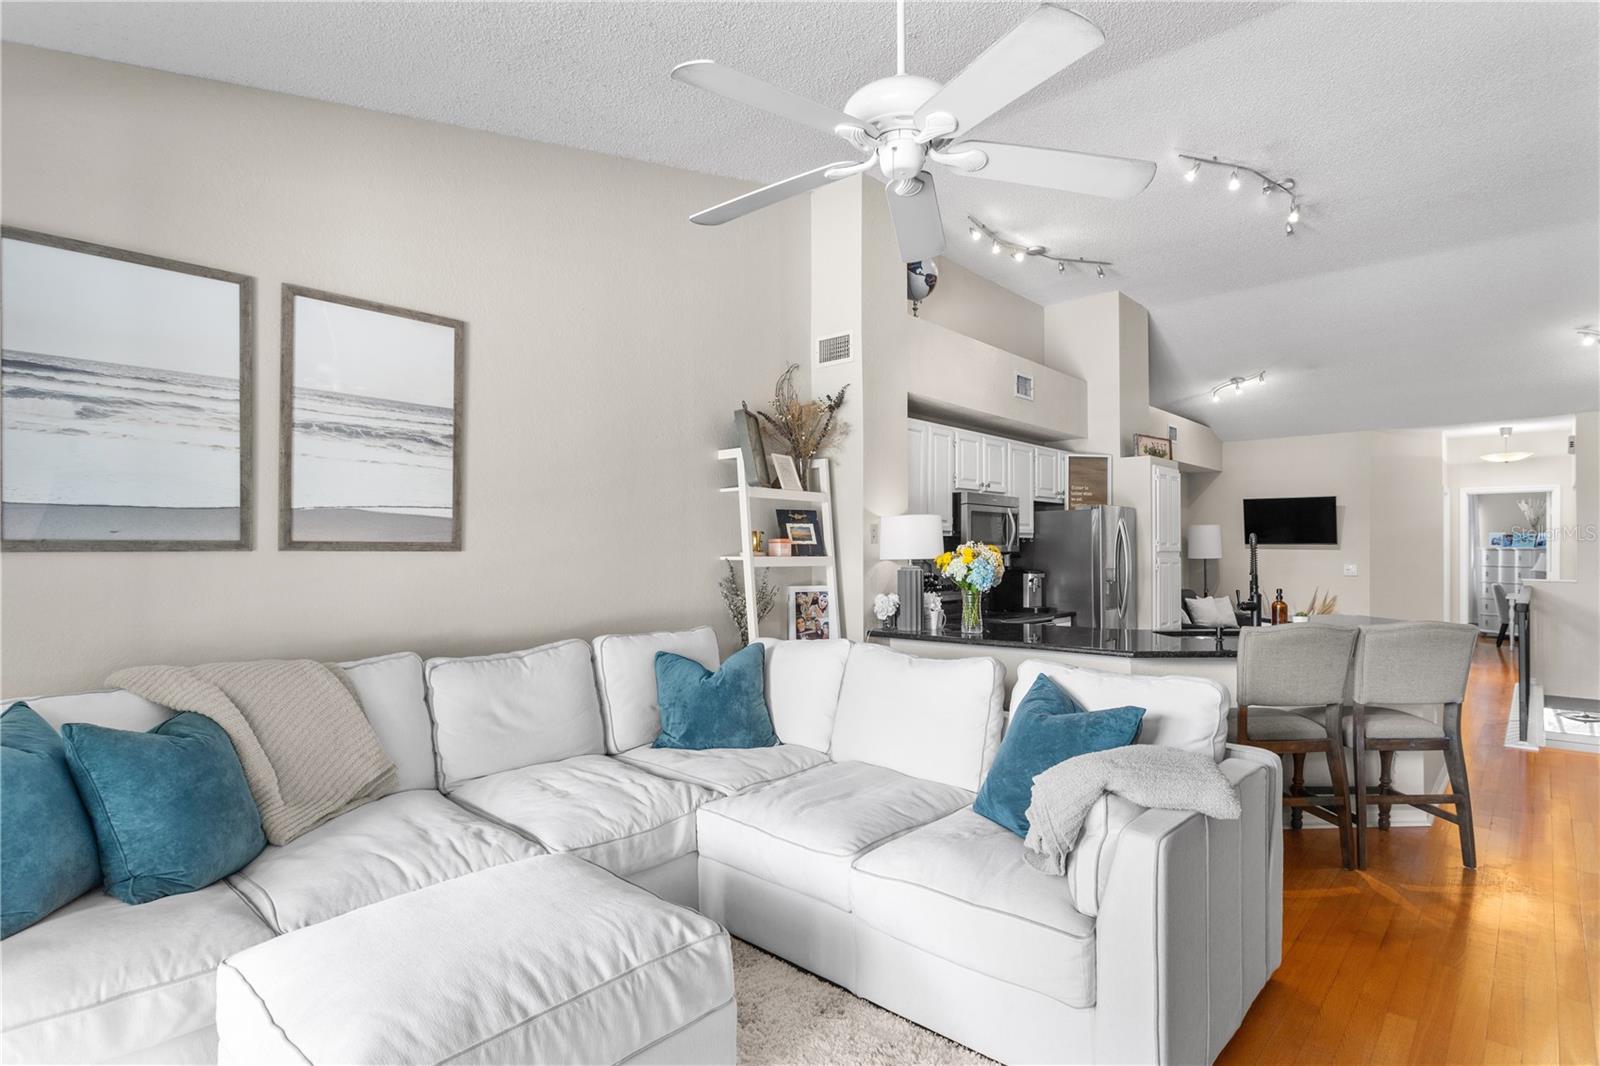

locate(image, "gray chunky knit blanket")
[[109, 659, 395, 844], [1023, 744, 1241, 875]]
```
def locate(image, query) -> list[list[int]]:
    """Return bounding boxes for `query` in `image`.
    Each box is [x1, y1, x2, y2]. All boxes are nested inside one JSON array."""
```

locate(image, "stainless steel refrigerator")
[[1019, 506, 1137, 629]]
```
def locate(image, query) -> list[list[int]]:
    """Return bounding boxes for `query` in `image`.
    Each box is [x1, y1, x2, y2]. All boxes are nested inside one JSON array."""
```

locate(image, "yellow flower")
[[935, 551, 953, 570], [960, 546, 975, 564]]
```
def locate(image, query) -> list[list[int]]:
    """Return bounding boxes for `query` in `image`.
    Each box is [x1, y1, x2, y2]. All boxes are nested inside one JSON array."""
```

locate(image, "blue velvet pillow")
[[1, 703, 103, 938], [974, 675, 1145, 838], [61, 712, 265, 905], [653, 642, 778, 750]]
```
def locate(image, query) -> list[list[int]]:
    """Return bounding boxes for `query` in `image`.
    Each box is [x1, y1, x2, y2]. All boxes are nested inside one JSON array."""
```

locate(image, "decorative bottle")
[[1270, 588, 1289, 626]]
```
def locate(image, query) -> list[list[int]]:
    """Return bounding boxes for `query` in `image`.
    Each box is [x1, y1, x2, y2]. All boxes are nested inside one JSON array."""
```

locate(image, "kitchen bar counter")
[[866, 622, 1239, 658]]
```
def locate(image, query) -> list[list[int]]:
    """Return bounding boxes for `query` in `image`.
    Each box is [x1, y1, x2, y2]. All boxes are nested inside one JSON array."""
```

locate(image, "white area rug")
[[733, 939, 993, 1065]]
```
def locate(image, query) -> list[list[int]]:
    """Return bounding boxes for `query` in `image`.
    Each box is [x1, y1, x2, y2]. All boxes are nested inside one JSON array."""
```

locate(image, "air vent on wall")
[[815, 332, 854, 367], [1015, 373, 1035, 401]]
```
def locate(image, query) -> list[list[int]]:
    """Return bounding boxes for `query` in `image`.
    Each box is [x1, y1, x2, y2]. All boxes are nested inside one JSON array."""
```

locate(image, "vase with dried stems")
[[719, 561, 778, 645], [746, 364, 848, 491]]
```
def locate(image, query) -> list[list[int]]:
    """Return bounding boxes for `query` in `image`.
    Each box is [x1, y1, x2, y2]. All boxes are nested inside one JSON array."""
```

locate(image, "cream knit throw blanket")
[[108, 660, 396, 845]]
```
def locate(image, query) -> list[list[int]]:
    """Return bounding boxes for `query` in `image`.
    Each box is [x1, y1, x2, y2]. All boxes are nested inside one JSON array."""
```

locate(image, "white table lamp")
[[880, 514, 945, 633], [1187, 524, 1223, 597]]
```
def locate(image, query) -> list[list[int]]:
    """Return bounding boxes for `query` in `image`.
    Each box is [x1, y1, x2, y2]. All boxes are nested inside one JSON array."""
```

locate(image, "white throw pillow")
[[338, 652, 434, 791], [424, 640, 603, 790], [754, 638, 850, 751], [1185, 596, 1236, 627]]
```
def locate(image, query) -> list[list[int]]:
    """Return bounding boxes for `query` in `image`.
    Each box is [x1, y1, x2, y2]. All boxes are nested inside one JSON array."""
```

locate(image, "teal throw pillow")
[[653, 643, 778, 750], [1, 703, 103, 938], [974, 675, 1145, 838], [62, 712, 265, 905]]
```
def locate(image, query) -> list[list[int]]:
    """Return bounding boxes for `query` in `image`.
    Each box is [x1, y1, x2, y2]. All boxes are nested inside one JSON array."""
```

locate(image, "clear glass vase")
[[960, 585, 984, 637]]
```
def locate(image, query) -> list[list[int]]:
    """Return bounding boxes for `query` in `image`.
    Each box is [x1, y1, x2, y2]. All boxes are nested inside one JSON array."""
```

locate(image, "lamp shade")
[[880, 514, 945, 561], [1187, 524, 1222, 560]]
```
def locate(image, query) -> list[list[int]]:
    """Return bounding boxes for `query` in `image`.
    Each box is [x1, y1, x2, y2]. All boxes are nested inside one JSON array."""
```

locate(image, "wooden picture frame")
[[279, 284, 464, 551], [1, 227, 255, 551], [734, 407, 771, 487], [1133, 433, 1174, 461]]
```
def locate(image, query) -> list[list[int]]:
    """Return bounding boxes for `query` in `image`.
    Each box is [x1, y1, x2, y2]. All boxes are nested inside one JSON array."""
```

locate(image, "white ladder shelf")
[[717, 448, 842, 641]]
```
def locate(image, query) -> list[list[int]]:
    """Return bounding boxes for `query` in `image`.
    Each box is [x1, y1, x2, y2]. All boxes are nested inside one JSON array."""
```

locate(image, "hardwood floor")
[[1218, 637, 1600, 1066]]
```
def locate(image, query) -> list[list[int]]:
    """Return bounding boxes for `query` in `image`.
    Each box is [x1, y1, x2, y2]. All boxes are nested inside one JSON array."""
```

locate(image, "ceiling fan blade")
[[885, 173, 946, 263], [915, 5, 1104, 137], [690, 162, 859, 226], [672, 60, 864, 138], [943, 141, 1156, 198]]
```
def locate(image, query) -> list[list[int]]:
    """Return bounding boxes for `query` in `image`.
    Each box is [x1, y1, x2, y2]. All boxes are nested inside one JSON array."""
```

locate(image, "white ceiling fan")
[[672, 2, 1157, 263]]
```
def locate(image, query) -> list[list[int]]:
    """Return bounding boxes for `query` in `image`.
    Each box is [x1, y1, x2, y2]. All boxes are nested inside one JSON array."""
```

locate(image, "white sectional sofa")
[[1, 627, 1281, 1066]]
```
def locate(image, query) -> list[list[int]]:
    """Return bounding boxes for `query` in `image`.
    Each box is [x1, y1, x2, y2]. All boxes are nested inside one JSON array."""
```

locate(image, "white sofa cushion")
[[0, 884, 273, 1064], [850, 807, 1098, 1008], [696, 760, 972, 911], [829, 644, 1005, 792], [424, 639, 602, 790], [227, 790, 544, 933], [592, 626, 720, 754], [617, 743, 828, 795], [19, 689, 172, 733], [448, 754, 712, 876], [754, 637, 850, 750], [215, 855, 733, 1066], [1064, 792, 1147, 918], [1013, 660, 1230, 761], [337, 652, 434, 791]]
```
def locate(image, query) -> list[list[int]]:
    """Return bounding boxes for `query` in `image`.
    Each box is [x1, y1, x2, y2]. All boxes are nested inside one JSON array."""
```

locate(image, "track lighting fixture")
[[965, 216, 1114, 279], [1179, 153, 1302, 236], [1210, 371, 1267, 402], [1578, 327, 1599, 347]]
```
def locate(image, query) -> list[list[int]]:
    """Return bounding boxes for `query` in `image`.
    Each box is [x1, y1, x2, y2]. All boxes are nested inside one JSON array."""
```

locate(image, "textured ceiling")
[[4, 1, 1596, 439]]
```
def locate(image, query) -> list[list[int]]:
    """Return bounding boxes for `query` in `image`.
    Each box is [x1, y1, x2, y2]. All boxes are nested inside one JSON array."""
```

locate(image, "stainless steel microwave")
[[953, 491, 1021, 553]]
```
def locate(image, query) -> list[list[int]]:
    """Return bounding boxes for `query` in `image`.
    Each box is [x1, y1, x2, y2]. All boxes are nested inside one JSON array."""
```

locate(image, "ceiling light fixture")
[[1179, 152, 1302, 236], [1480, 426, 1533, 464], [1210, 371, 1267, 402], [969, 225, 982, 241], [1578, 327, 1600, 347], [966, 216, 1114, 280]]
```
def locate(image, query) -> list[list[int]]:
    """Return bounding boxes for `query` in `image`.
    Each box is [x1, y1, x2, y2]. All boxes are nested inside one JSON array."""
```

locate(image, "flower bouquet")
[[934, 542, 1005, 637]]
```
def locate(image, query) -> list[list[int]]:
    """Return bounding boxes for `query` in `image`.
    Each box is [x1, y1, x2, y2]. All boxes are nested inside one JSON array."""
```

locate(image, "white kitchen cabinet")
[[1153, 553, 1184, 629], [1034, 447, 1064, 502], [980, 435, 1009, 494], [906, 421, 929, 516], [1152, 463, 1182, 553], [952, 429, 984, 491], [1007, 442, 1036, 539], [928, 424, 956, 534]]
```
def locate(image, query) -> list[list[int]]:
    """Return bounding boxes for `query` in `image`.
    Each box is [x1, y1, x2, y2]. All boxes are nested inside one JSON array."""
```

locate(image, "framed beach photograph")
[[788, 586, 831, 641], [280, 285, 464, 550], [1, 228, 254, 551]]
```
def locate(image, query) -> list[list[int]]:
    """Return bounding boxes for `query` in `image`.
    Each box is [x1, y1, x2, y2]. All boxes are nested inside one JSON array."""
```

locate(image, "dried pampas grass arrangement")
[[746, 363, 848, 490]]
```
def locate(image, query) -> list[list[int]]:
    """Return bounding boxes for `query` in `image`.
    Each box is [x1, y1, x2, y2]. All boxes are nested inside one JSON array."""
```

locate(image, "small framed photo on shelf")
[[788, 586, 832, 640], [770, 454, 804, 492], [776, 508, 825, 556], [1133, 433, 1174, 461]]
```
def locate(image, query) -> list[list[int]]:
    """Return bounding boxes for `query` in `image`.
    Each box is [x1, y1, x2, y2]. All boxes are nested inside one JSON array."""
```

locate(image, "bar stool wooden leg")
[[1442, 701, 1477, 868], [1290, 754, 1306, 829], [1378, 751, 1394, 830], [1322, 702, 1354, 869], [1351, 703, 1369, 870]]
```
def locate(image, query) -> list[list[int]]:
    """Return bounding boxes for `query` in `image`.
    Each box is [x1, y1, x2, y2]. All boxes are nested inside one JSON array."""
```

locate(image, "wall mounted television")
[[1242, 496, 1338, 545]]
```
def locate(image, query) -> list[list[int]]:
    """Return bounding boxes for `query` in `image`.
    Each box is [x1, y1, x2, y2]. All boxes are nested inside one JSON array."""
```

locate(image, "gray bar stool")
[[1233, 624, 1360, 869], [1346, 622, 1480, 869]]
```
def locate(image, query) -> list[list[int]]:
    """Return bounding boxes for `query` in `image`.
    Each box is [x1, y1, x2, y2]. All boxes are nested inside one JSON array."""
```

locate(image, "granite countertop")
[[868, 621, 1239, 658]]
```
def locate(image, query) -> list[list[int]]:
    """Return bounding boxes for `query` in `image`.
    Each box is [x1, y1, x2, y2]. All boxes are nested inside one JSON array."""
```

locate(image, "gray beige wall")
[[1184, 429, 1446, 620], [0, 46, 810, 695]]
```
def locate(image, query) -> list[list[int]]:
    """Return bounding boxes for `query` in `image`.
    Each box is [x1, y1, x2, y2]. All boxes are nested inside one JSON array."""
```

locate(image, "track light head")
[[1285, 221, 1294, 236], [1184, 161, 1201, 182], [1011, 249, 1026, 262], [1095, 265, 1106, 279], [1211, 392, 1221, 403], [1227, 170, 1241, 192], [1580, 328, 1599, 347], [990, 241, 1002, 255], [1286, 202, 1300, 224], [969, 225, 982, 241], [1234, 380, 1243, 394], [1057, 261, 1066, 273]]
